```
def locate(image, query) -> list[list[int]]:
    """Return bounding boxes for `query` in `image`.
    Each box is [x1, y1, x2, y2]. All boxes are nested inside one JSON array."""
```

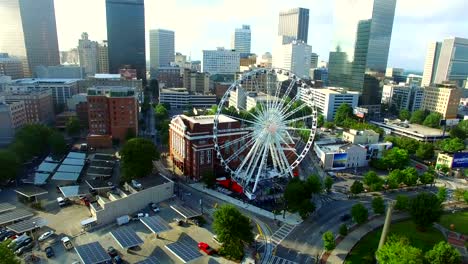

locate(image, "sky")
[[54, 0, 468, 71]]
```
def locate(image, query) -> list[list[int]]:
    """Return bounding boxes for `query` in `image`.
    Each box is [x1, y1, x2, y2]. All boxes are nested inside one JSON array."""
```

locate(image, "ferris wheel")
[[213, 68, 318, 198]]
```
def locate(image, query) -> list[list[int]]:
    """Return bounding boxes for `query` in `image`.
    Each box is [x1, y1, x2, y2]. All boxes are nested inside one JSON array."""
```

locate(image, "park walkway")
[[326, 213, 409, 264]]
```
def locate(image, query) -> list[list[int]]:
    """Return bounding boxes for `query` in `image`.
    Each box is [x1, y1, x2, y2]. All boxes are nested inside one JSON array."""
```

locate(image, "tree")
[[351, 203, 368, 224], [324, 176, 333, 192], [419, 171, 435, 185], [439, 138, 465, 153], [339, 224, 348, 236], [154, 103, 169, 120], [425, 241, 461, 264], [423, 112, 442, 128], [376, 235, 423, 264], [453, 188, 465, 201], [305, 174, 323, 194], [394, 195, 410, 211], [0, 150, 19, 182], [382, 147, 410, 170], [14, 124, 52, 160], [363, 171, 384, 191], [410, 192, 443, 231], [322, 231, 335, 251], [213, 205, 254, 260], [284, 178, 315, 219], [372, 196, 385, 214], [416, 143, 434, 160], [399, 109, 411, 121], [464, 190, 468, 203], [449, 125, 466, 140], [206, 105, 218, 115], [437, 186, 447, 202], [317, 114, 324, 128], [334, 103, 354, 126], [387, 169, 404, 189], [324, 122, 335, 129], [120, 138, 159, 181], [410, 110, 428, 124], [402, 167, 419, 186], [201, 170, 216, 188], [350, 180, 364, 195], [48, 131, 67, 158], [0, 241, 21, 264], [65, 116, 81, 136]]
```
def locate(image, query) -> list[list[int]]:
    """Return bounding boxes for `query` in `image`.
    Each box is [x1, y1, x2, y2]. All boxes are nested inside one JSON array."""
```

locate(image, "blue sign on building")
[[452, 152, 468, 168]]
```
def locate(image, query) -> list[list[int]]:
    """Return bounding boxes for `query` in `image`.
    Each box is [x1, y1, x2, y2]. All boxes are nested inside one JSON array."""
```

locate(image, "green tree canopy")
[[48, 131, 67, 158], [394, 195, 410, 211], [423, 112, 442, 128], [322, 231, 336, 251], [201, 170, 216, 188], [284, 178, 315, 219], [449, 125, 466, 140], [125, 128, 136, 141], [453, 188, 466, 201], [402, 167, 419, 186], [317, 114, 324, 128], [0, 150, 20, 182], [305, 174, 323, 194], [372, 196, 385, 214], [154, 103, 169, 120], [376, 235, 423, 264], [410, 110, 428, 124], [425, 241, 461, 264], [324, 122, 335, 129], [334, 103, 354, 125], [419, 171, 435, 185], [416, 142, 435, 160], [399, 109, 411, 121], [339, 224, 348, 236], [206, 105, 218, 115], [65, 116, 81, 136], [0, 241, 21, 264], [437, 186, 447, 202], [410, 192, 443, 231], [363, 171, 384, 191], [14, 124, 52, 160], [438, 138, 465, 153], [213, 204, 254, 260], [120, 138, 159, 180], [350, 180, 364, 195], [351, 203, 368, 224], [382, 147, 410, 170], [324, 176, 333, 192]]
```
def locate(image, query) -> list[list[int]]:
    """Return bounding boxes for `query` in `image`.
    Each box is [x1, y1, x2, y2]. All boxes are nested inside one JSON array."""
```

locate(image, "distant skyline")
[[54, 0, 468, 71]]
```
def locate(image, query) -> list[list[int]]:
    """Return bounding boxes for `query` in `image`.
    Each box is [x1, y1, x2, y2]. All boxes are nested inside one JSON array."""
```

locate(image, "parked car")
[[38, 231, 54, 242], [57, 197, 71, 207], [15, 242, 33, 256], [107, 246, 118, 257], [136, 213, 149, 219], [113, 255, 123, 264], [198, 242, 215, 255], [131, 180, 142, 190], [0, 231, 15, 241], [148, 203, 160, 213], [13, 238, 32, 251], [45, 246, 55, 258]]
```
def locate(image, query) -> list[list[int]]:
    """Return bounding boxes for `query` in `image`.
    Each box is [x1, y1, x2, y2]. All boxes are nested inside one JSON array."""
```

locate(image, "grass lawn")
[[438, 211, 468, 235], [345, 220, 445, 264]]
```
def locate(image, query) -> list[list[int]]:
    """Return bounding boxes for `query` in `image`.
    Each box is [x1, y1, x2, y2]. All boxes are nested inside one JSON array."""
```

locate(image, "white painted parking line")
[[270, 256, 298, 264]]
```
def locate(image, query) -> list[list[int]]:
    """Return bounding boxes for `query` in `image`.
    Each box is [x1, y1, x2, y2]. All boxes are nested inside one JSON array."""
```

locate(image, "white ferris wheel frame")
[[212, 68, 318, 197]]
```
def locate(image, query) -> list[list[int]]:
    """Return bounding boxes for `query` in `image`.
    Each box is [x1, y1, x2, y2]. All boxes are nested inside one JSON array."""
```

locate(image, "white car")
[[38, 231, 54, 242], [131, 180, 142, 189]]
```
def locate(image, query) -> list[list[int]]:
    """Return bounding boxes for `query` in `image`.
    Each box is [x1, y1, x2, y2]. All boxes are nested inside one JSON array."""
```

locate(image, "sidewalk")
[[326, 213, 409, 264], [190, 183, 303, 225]]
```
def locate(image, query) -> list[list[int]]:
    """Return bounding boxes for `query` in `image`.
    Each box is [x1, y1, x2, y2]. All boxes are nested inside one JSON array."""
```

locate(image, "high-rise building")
[[421, 84, 462, 119], [381, 84, 424, 112], [0, 53, 24, 79], [300, 87, 359, 121], [183, 69, 210, 94], [78, 32, 98, 76], [155, 66, 182, 88], [0, 0, 60, 77], [0, 96, 26, 145], [60, 49, 79, 65], [202, 48, 240, 75], [105, 0, 146, 80], [433, 37, 468, 88], [273, 36, 311, 78], [421, 42, 442, 87], [35, 65, 85, 79], [278, 8, 309, 43], [328, 0, 396, 106], [149, 29, 175, 75], [231, 25, 251, 55], [310, 53, 319, 69], [97, 41, 109, 73]]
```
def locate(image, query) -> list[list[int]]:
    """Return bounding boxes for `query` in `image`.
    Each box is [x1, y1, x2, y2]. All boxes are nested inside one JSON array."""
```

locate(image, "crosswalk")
[[270, 223, 296, 248], [270, 256, 298, 264]]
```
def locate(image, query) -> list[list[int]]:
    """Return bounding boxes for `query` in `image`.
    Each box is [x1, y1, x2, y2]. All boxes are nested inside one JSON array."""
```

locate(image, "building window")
[[200, 150, 205, 165], [207, 150, 212, 164]]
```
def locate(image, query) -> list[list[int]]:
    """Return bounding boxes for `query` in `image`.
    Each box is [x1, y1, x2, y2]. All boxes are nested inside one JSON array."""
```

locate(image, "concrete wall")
[[91, 176, 174, 225]]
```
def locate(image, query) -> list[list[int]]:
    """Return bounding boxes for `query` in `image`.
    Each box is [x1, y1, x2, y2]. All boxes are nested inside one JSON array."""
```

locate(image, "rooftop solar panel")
[[170, 205, 202, 219], [62, 158, 85, 166], [75, 242, 111, 264], [110, 226, 144, 249], [135, 256, 161, 264], [0, 202, 16, 213], [14, 186, 48, 198], [57, 164, 83, 173], [59, 185, 89, 198], [7, 217, 47, 233], [93, 154, 114, 161], [52, 171, 80, 181], [0, 209, 34, 225], [140, 216, 172, 234], [37, 162, 59, 173], [165, 237, 202, 263], [67, 152, 86, 160]]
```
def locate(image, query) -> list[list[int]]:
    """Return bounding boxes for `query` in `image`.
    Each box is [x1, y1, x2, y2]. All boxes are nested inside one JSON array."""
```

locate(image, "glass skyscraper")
[[278, 8, 309, 43], [0, 0, 60, 77], [106, 0, 146, 80], [328, 0, 396, 106]]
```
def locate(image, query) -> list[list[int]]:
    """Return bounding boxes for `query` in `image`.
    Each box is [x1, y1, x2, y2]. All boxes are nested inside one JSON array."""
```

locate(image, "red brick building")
[[169, 115, 245, 179], [87, 86, 138, 147]]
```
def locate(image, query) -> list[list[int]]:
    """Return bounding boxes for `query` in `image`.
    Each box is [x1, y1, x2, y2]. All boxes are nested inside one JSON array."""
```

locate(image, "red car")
[[198, 242, 215, 255]]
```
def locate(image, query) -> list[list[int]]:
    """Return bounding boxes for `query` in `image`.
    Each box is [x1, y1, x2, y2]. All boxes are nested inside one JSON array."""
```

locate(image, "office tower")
[[385, 67, 405, 83], [232, 25, 251, 55], [421, 84, 462, 119], [257, 52, 273, 68], [183, 69, 210, 94], [381, 84, 424, 112], [278, 8, 309, 43], [105, 0, 146, 80], [310, 53, 319, 69], [149, 29, 175, 75], [60, 49, 80, 65], [0, 0, 60, 77], [421, 42, 442, 87], [328, 0, 396, 106], [299, 88, 359, 121], [97, 41, 109, 73], [78, 33, 98, 76], [202, 48, 240, 75], [433, 37, 468, 87], [273, 36, 312, 78], [0, 53, 24, 79], [3, 89, 54, 124], [35, 65, 85, 79]]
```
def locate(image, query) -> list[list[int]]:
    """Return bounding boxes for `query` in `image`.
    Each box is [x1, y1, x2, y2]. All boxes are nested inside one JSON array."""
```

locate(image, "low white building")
[[300, 87, 359, 121], [342, 129, 379, 145], [314, 141, 368, 170], [159, 87, 216, 109]]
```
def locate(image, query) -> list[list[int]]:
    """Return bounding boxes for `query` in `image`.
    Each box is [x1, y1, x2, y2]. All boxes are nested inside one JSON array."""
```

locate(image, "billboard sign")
[[452, 152, 468, 168], [332, 153, 347, 170]]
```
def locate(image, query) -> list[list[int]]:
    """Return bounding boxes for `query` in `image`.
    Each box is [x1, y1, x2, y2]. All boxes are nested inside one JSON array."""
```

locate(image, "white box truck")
[[116, 215, 130, 226]]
